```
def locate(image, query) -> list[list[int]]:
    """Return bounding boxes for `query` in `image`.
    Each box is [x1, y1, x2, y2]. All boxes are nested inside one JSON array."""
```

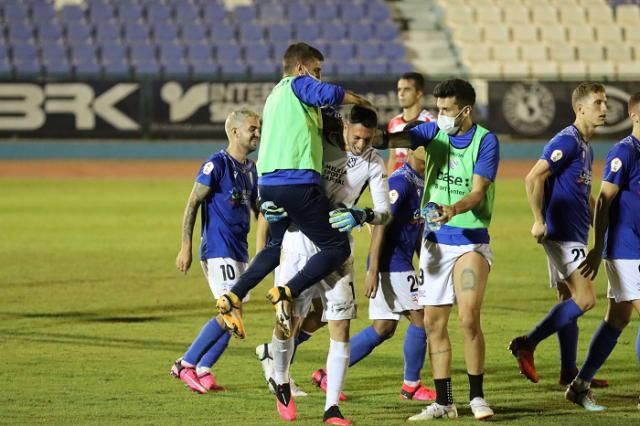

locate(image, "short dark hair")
[[283, 42, 324, 74], [348, 105, 378, 128], [628, 92, 640, 114], [571, 82, 606, 110], [400, 72, 425, 92], [433, 78, 476, 108]]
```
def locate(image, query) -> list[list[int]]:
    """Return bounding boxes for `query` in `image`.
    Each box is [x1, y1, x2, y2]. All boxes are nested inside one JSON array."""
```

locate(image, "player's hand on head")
[[259, 201, 288, 223], [530, 221, 547, 243], [578, 249, 601, 281]]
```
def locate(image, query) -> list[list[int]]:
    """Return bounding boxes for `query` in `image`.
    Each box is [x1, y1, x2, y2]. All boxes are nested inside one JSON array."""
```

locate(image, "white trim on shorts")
[[605, 259, 640, 303], [277, 248, 357, 321], [542, 240, 587, 288], [368, 271, 422, 320], [417, 241, 493, 306], [200, 257, 248, 300]]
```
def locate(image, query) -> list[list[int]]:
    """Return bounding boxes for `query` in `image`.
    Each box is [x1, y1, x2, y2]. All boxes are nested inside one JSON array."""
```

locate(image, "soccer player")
[[309, 146, 436, 402], [170, 109, 260, 393], [564, 92, 640, 411], [387, 72, 434, 175], [266, 105, 390, 424], [373, 78, 500, 421], [215, 42, 372, 340], [508, 83, 608, 387]]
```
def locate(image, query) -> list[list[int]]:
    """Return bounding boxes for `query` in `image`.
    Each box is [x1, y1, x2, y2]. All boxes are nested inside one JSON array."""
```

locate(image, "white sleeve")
[[367, 154, 391, 225]]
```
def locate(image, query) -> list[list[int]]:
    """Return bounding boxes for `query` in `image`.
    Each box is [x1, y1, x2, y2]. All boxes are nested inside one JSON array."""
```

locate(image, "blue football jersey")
[[541, 125, 593, 244], [379, 163, 425, 272], [603, 136, 640, 259], [196, 150, 257, 262]]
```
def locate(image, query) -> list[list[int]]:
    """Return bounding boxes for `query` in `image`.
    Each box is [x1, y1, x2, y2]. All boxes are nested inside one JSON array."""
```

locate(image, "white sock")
[[404, 379, 419, 387], [196, 366, 210, 375], [272, 333, 294, 385], [325, 339, 350, 411]]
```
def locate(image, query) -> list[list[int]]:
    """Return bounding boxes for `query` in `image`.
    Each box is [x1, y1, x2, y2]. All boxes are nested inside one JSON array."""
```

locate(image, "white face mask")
[[437, 108, 466, 135]]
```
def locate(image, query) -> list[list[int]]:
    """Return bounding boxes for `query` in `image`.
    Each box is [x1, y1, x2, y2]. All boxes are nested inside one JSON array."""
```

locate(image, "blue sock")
[[557, 319, 579, 371], [198, 331, 231, 369], [349, 326, 384, 367], [183, 318, 226, 365], [578, 321, 621, 382], [290, 330, 313, 365], [636, 326, 640, 367], [527, 299, 583, 347], [404, 324, 427, 382]]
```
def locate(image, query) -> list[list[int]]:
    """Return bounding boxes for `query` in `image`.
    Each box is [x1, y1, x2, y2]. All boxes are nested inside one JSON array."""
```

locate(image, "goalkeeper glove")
[[329, 207, 374, 233], [259, 201, 288, 223]]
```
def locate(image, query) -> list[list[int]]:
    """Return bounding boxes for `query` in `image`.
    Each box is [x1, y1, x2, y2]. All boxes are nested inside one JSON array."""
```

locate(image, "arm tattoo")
[[461, 267, 477, 291], [181, 183, 211, 244]]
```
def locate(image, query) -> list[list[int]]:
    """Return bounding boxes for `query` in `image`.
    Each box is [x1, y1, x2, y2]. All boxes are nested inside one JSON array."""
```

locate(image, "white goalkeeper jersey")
[[283, 141, 390, 257]]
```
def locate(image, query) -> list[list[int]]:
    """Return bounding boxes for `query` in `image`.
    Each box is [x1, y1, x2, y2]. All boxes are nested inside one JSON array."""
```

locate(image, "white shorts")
[[278, 248, 357, 321], [417, 241, 493, 306], [200, 258, 248, 300], [543, 240, 587, 287], [368, 271, 422, 320], [605, 259, 640, 303]]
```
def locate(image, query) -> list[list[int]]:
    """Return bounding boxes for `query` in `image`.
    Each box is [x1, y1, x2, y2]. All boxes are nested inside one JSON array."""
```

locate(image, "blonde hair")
[[224, 109, 260, 138]]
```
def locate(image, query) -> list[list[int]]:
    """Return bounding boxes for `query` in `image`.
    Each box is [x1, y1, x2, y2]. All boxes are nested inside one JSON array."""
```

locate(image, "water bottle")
[[423, 202, 442, 233]]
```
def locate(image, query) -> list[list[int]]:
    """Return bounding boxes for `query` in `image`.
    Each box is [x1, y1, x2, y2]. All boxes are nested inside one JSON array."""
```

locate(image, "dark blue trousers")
[[231, 184, 350, 298]]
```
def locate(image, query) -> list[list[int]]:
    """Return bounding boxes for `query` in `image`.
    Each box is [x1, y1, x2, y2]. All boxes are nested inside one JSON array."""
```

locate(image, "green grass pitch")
[[1, 176, 638, 425]]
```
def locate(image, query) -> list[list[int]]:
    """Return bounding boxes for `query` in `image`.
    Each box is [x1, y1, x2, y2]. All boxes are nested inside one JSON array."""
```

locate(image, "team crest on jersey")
[[551, 149, 563, 162], [203, 161, 214, 175], [347, 156, 357, 168], [449, 158, 460, 170], [611, 157, 622, 172], [389, 189, 399, 204]]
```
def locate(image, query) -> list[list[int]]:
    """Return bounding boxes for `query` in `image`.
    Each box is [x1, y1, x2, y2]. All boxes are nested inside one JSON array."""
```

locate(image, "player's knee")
[[374, 322, 396, 340], [458, 310, 481, 335], [575, 294, 596, 311], [424, 316, 445, 336]]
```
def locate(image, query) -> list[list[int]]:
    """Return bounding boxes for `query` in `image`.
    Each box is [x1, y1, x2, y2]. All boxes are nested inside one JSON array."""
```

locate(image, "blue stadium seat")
[[335, 61, 361, 76], [41, 43, 68, 63], [340, 3, 366, 21], [362, 61, 388, 76], [74, 59, 102, 76], [95, 22, 122, 42], [0, 58, 12, 76], [203, 3, 227, 23], [8, 23, 35, 44], [375, 22, 400, 42], [14, 60, 43, 77], [44, 59, 72, 77], [133, 60, 161, 77], [293, 22, 321, 41], [210, 23, 235, 41], [248, 60, 279, 77], [321, 22, 347, 41], [330, 43, 355, 62], [146, 4, 172, 22], [244, 43, 271, 61], [175, 3, 200, 23], [231, 5, 257, 21], [60, 5, 86, 22], [286, 3, 311, 21], [102, 58, 131, 76], [38, 22, 64, 43], [100, 43, 127, 63], [70, 44, 98, 63], [389, 61, 413, 75], [238, 23, 264, 43], [191, 61, 218, 76], [367, 2, 391, 21], [187, 43, 213, 63], [163, 60, 190, 76], [220, 61, 248, 76], [124, 22, 150, 44], [182, 24, 207, 43], [0, 45, 8, 61], [152, 21, 179, 44], [259, 3, 285, 22], [129, 44, 156, 62], [312, 3, 338, 20], [356, 42, 382, 61], [159, 43, 185, 63], [272, 42, 289, 60], [381, 42, 407, 60], [215, 42, 242, 61], [117, 3, 144, 23], [348, 22, 374, 42], [66, 23, 93, 43], [3, 3, 29, 21], [88, 2, 115, 22], [266, 23, 292, 43], [32, 3, 56, 22], [12, 44, 39, 63]]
